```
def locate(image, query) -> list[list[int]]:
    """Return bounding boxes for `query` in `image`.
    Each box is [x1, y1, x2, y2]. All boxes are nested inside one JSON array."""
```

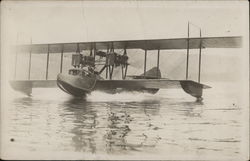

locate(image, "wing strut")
[[144, 49, 147, 77], [106, 47, 109, 79], [123, 48, 128, 79], [109, 43, 114, 80], [60, 44, 64, 73], [45, 44, 50, 80], [93, 43, 96, 67], [28, 44, 32, 80], [157, 49, 160, 78], [121, 48, 128, 79], [198, 29, 202, 83], [186, 21, 190, 80], [28, 39, 33, 79]]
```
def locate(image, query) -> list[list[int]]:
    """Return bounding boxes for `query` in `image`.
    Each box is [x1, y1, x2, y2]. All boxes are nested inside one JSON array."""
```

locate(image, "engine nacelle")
[[72, 54, 82, 67]]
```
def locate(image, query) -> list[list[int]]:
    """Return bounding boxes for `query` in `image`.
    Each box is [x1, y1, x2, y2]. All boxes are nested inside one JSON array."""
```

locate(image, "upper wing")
[[17, 36, 242, 54]]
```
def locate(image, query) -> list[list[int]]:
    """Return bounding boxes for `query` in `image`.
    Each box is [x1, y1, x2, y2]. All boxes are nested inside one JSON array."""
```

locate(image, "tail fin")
[[127, 67, 161, 79], [140, 67, 161, 79]]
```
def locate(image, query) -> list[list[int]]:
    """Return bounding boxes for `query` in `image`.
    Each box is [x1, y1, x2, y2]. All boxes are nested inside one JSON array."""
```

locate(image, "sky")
[[1, 0, 249, 82], [1, 0, 248, 44]]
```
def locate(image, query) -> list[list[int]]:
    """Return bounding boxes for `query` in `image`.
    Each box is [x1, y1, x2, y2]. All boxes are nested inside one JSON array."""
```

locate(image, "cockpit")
[[68, 68, 93, 77]]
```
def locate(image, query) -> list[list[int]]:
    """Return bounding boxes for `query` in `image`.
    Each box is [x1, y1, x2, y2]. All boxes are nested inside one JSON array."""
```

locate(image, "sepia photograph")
[[0, 0, 249, 160]]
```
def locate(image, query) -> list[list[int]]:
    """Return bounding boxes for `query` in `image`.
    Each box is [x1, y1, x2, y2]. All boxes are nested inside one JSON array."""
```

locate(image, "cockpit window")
[[68, 69, 80, 75], [80, 71, 86, 76], [68, 69, 93, 77]]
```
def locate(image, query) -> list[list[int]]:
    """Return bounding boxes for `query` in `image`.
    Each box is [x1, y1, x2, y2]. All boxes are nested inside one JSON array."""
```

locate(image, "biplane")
[[10, 26, 242, 101]]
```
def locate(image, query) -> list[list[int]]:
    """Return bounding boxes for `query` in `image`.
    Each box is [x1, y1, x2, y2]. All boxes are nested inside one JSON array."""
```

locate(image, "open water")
[[2, 82, 248, 160]]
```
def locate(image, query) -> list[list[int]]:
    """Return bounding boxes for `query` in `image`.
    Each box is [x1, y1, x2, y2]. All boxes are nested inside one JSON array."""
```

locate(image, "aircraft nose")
[[57, 73, 62, 80], [57, 73, 73, 85], [57, 73, 66, 82]]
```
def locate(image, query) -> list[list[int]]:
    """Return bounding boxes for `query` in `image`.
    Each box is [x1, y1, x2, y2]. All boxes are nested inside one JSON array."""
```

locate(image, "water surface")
[[3, 82, 246, 160]]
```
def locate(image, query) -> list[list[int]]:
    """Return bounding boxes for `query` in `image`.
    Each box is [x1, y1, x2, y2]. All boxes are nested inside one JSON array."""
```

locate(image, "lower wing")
[[96, 79, 211, 89]]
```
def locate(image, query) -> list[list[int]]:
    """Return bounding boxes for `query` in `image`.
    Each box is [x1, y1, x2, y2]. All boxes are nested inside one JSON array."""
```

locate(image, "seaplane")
[[10, 24, 242, 101]]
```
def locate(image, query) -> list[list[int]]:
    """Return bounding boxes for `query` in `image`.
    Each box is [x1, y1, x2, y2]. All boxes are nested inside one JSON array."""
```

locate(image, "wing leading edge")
[[17, 36, 242, 54]]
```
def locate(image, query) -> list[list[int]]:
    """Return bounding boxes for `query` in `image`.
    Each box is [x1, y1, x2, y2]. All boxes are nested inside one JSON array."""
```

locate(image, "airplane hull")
[[56, 66, 210, 99], [57, 73, 96, 97], [56, 73, 160, 97], [57, 78, 88, 97]]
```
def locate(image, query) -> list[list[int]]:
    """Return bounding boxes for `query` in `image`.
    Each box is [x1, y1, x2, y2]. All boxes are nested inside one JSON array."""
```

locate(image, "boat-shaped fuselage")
[[57, 68, 98, 97], [57, 68, 160, 97]]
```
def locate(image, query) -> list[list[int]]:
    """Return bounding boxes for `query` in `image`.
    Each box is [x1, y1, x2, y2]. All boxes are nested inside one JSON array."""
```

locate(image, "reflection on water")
[[64, 99, 97, 153], [5, 87, 244, 159], [61, 97, 162, 154]]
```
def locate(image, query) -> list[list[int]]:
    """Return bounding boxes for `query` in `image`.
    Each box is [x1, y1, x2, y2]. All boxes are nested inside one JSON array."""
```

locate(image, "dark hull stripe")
[[57, 79, 88, 97]]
